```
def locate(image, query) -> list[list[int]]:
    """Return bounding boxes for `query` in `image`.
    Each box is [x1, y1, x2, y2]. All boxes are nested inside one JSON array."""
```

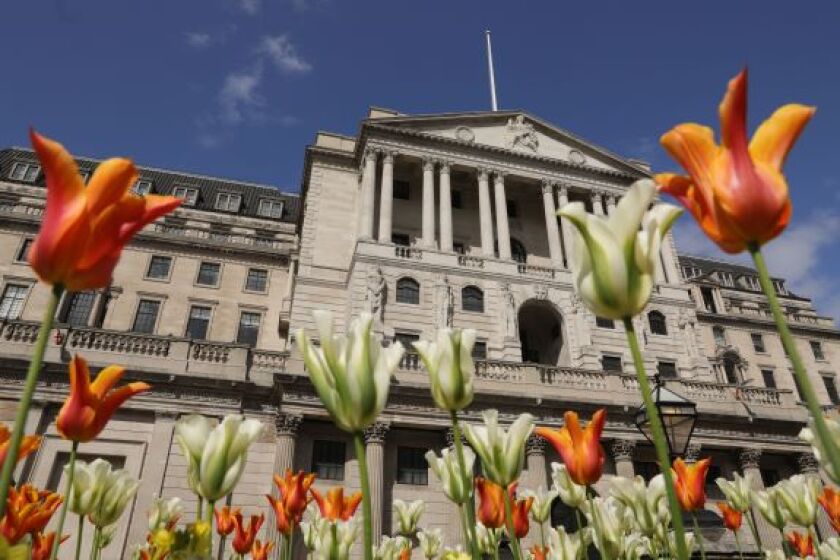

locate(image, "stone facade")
[[1, 108, 839, 558]]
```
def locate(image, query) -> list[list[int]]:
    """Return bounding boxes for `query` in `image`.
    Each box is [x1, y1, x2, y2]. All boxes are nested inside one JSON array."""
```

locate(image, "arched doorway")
[[518, 300, 564, 365]]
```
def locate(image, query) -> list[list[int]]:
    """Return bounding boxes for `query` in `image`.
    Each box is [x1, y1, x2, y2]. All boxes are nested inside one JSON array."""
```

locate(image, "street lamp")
[[634, 375, 698, 458]]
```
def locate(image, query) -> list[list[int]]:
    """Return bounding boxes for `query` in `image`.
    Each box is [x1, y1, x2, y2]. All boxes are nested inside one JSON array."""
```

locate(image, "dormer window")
[[742, 275, 761, 291], [257, 198, 284, 219], [78, 169, 91, 184], [9, 161, 40, 182], [172, 186, 199, 206], [681, 266, 702, 279], [718, 271, 734, 287], [215, 192, 242, 213], [773, 279, 788, 295], [133, 179, 153, 196]]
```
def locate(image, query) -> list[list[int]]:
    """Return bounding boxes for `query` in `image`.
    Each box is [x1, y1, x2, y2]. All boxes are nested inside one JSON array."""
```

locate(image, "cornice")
[[695, 311, 840, 338]]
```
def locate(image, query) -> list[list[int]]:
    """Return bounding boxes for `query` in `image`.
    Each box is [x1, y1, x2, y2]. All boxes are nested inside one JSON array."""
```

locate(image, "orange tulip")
[[512, 493, 534, 539], [716, 502, 743, 532], [672, 457, 711, 512], [786, 530, 815, 558], [310, 486, 362, 522], [251, 539, 275, 560], [27, 130, 181, 291], [530, 545, 548, 560], [818, 487, 840, 534], [274, 469, 315, 519], [231, 511, 264, 555], [475, 477, 507, 529], [656, 69, 815, 254], [0, 423, 41, 470], [55, 355, 150, 442], [214, 506, 240, 536], [266, 494, 294, 536], [32, 532, 68, 560], [399, 545, 411, 560], [0, 485, 62, 544], [535, 409, 606, 486]]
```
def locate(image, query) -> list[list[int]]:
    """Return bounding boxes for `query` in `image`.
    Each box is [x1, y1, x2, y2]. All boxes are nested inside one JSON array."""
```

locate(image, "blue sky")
[[2, 1, 840, 317]]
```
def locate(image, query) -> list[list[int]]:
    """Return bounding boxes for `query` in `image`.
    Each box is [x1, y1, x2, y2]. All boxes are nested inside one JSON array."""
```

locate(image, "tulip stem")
[[750, 244, 840, 480], [450, 412, 480, 559], [502, 489, 522, 560], [0, 283, 62, 517], [623, 317, 690, 560], [734, 529, 745, 560], [692, 513, 707, 560], [539, 521, 546, 549], [197, 497, 204, 523], [353, 432, 374, 560], [50, 439, 78, 560], [90, 526, 100, 560], [574, 509, 584, 560], [74, 514, 84, 560], [745, 510, 762, 550]]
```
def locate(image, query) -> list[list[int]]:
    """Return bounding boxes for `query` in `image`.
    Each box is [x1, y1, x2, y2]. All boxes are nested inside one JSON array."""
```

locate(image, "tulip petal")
[[85, 158, 137, 216], [88, 365, 126, 400], [719, 69, 750, 154], [750, 104, 816, 171]]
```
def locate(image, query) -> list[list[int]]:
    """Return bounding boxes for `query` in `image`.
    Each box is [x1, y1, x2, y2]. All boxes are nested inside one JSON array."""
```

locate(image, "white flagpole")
[[485, 30, 498, 111]]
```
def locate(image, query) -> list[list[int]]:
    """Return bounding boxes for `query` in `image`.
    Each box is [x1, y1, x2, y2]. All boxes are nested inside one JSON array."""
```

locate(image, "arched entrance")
[[518, 300, 564, 365]]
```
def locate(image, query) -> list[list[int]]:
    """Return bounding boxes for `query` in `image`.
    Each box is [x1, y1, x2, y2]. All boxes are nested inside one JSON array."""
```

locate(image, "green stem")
[[450, 412, 480, 560], [734, 529, 745, 560], [205, 499, 215, 558], [539, 520, 546, 549], [745, 509, 763, 550], [574, 509, 584, 560], [0, 284, 62, 517], [502, 489, 522, 560], [89, 526, 100, 560], [810, 525, 822, 559], [353, 432, 374, 560], [197, 497, 204, 523], [623, 317, 690, 560], [457, 504, 471, 556], [286, 528, 294, 560], [692, 513, 706, 560], [778, 527, 790, 557], [50, 439, 78, 560], [330, 521, 339, 560], [74, 514, 85, 560], [750, 244, 840, 479]]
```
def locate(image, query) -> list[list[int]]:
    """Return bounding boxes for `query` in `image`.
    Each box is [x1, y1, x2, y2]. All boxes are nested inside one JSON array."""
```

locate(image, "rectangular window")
[[718, 272, 734, 286], [451, 190, 463, 209], [47, 452, 126, 492], [9, 162, 40, 182], [453, 242, 466, 255], [0, 284, 29, 320], [682, 266, 702, 279], [133, 179, 153, 195], [132, 299, 161, 334], [311, 440, 345, 480], [761, 369, 777, 389], [657, 361, 678, 379], [602, 355, 623, 373], [391, 233, 410, 247], [751, 333, 766, 353], [811, 341, 825, 361], [245, 268, 268, 292], [146, 255, 172, 280], [196, 262, 221, 287], [701, 287, 717, 313], [237, 312, 261, 346], [773, 280, 788, 295], [172, 186, 199, 206], [215, 192, 242, 212], [824, 376, 840, 405], [60, 292, 96, 327], [595, 316, 614, 329], [257, 198, 284, 219], [185, 306, 211, 339], [393, 180, 410, 200], [743, 276, 761, 291], [15, 238, 33, 262], [397, 447, 429, 485], [472, 341, 487, 360], [760, 468, 781, 487], [506, 199, 518, 218], [634, 461, 659, 482]]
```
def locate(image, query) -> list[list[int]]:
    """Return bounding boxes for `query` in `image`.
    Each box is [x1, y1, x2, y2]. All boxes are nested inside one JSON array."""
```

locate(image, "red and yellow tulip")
[[475, 477, 507, 529], [535, 409, 606, 486], [27, 130, 181, 291], [266, 494, 293, 535], [529, 545, 548, 560], [0, 485, 62, 545], [819, 486, 840, 534], [511, 492, 534, 539], [672, 458, 711, 512], [656, 69, 815, 254], [273, 469, 315, 519], [214, 506, 240, 537], [310, 486, 362, 522], [786, 530, 815, 558], [31, 531, 68, 560], [231, 511, 264, 555], [250, 539, 275, 560], [716, 502, 742, 532], [0, 424, 40, 471], [56, 355, 150, 442]]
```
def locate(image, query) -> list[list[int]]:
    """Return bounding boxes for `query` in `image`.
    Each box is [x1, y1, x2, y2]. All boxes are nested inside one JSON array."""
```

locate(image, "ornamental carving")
[[797, 452, 820, 474], [365, 267, 386, 323], [275, 413, 303, 436], [526, 435, 547, 456], [455, 126, 476, 143], [445, 428, 468, 449], [363, 422, 390, 444], [738, 448, 762, 470], [505, 115, 539, 153], [568, 149, 586, 165], [533, 285, 549, 301], [610, 439, 636, 462]]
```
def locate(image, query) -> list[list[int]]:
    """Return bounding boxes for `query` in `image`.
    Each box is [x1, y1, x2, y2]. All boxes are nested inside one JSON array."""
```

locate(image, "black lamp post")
[[634, 375, 698, 459]]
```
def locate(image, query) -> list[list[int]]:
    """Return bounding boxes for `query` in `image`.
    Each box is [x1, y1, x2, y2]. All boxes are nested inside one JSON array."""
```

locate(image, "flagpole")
[[485, 30, 498, 111]]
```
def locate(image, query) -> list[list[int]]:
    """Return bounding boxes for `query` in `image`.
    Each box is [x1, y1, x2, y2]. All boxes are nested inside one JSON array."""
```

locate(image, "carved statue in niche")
[[678, 307, 698, 357], [505, 115, 539, 153], [366, 267, 386, 322], [436, 276, 454, 328], [500, 283, 518, 338]]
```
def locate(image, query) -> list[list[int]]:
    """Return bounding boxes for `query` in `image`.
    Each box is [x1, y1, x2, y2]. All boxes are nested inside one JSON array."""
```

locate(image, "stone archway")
[[518, 299, 565, 365]]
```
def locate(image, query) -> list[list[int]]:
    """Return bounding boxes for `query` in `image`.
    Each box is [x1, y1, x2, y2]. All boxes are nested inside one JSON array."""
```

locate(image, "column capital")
[[797, 451, 820, 474], [422, 158, 435, 172], [541, 180, 555, 196], [738, 448, 762, 470], [610, 439, 636, 462], [493, 169, 507, 180], [526, 435, 547, 456], [477, 167, 490, 180], [591, 190, 603, 201], [684, 443, 703, 463], [364, 146, 380, 160], [382, 150, 396, 164], [363, 422, 390, 444], [438, 161, 451, 174], [556, 183, 569, 197], [445, 427, 468, 448], [275, 413, 303, 436]]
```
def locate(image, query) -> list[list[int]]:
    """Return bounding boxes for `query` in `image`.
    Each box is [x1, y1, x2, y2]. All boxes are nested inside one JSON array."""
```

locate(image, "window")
[[236, 312, 261, 346], [453, 242, 466, 255], [706, 465, 723, 497], [596, 316, 614, 329], [185, 306, 212, 339], [245, 268, 268, 292], [713, 326, 726, 346], [10, 162, 41, 182], [657, 361, 678, 379], [311, 440, 345, 480], [682, 266, 702, 279], [506, 199, 518, 218], [133, 179, 153, 195], [451, 190, 463, 209], [132, 299, 161, 334], [146, 255, 172, 280], [257, 198, 284, 219], [391, 233, 410, 246], [0, 284, 29, 320], [742, 276, 761, 291], [511, 238, 527, 264], [648, 311, 667, 335], [760, 468, 781, 487], [634, 461, 659, 482], [396, 278, 420, 305], [472, 341, 487, 360], [15, 238, 33, 262], [722, 356, 739, 384], [60, 292, 95, 327], [602, 355, 623, 373], [209, 226, 229, 242], [397, 447, 429, 485], [761, 369, 777, 389], [172, 186, 199, 206], [215, 192, 242, 212], [773, 280, 788, 295], [701, 287, 718, 313], [824, 376, 840, 405], [811, 341, 825, 361], [751, 333, 766, 353], [196, 262, 221, 287], [718, 271, 734, 286], [461, 286, 484, 313], [393, 180, 410, 200]]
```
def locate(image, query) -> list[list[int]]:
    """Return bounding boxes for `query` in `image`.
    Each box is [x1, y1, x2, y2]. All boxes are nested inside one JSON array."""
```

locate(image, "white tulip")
[[610, 474, 669, 538], [65, 458, 112, 516], [800, 416, 840, 484], [418, 528, 443, 559], [551, 462, 587, 509], [312, 518, 359, 560], [426, 447, 474, 504], [148, 496, 183, 531], [301, 517, 329, 553], [716, 472, 755, 513], [546, 526, 586, 560], [463, 409, 534, 486], [297, 311, 404, 433], [374, 535, 411, 560], [559, 179, 682, 320], [475, 522, 503, 556], [581, 497, 630, 560], [775, 474, 822, 527], [753, 488, 787, 530], [413, 328, 476, 412], [764, 550, 787, 560], [820, 537, 840, 559], [393, 499, 425, 536], [523, 486, 558, 524], [88, 466, 139, 528]]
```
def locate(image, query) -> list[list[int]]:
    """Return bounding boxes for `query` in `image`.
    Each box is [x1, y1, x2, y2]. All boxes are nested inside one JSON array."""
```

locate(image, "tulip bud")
[[148, 496, 183, 531], [88, 466, 139, 528], [523, 486, 558, 524], [800, 417, 840, 485], [418, 528, 443, 560], [425, 447, 474, 504], [753, 488, 787, 530], [775, 474, 822, 528], [463, 410, 534, 487], [610, 475, 669, 539], [475, 522, 503, 556], [820, 538, 840, 558], [373, 535, 410, 560], [547, 526, 586, 560], [413, 328, 476, 412], [551, 463, 586, 509], [393, 499, 424, 536], [582, 497, 630, 560], [65, 458, 112, 516], [715, 472, 754, 513]]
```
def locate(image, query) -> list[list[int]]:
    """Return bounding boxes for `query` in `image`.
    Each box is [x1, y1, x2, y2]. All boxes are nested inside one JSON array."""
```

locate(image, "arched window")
[[713, 326, 726, 346], [648, 310, 667, 335], [461, 286, 484, 313], [395, 277, 420, 305]]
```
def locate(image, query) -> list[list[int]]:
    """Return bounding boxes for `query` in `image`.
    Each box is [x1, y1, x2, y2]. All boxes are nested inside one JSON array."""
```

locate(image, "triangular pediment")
[[365, 110, 649, 177]]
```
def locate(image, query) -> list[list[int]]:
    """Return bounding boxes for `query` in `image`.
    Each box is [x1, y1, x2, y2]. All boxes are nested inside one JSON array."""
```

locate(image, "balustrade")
[[394, 246, 422, 260], [68, 328, 170, 357]]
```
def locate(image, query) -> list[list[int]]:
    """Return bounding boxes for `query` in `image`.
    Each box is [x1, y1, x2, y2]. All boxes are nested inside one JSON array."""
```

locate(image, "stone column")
[[445, 428, 467, 548], [605, 194, 617, 215], [591, 191, 604, 216], [556, 185, 574, 269], [377, 151, 395, 243], [684, 443, 703, 464], [541, 181, 563, 266], [422, 159, 436, 248], [477, 168, 494, 257], [439, 162, 454, 252], [359, 148, 378, 240], [364, 422, 389, 544], [611, 439, 636, 478], [523, 436, 549, 550], [798, 452, 834, 538], [493, 171, 511, 260], [267, 413, 303, 545], [739, 448, 780, 550]]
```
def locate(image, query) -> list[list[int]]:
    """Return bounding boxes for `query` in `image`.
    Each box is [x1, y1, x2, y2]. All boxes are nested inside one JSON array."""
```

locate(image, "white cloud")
[[258, 35, 312, 74], [219, 64, 265, 124], [184, 32, 212, 49], [239, 0, 261, 14]]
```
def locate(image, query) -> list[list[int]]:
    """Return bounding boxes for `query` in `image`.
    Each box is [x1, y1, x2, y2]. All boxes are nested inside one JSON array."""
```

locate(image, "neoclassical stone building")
[[1, 108, 839, 557]]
